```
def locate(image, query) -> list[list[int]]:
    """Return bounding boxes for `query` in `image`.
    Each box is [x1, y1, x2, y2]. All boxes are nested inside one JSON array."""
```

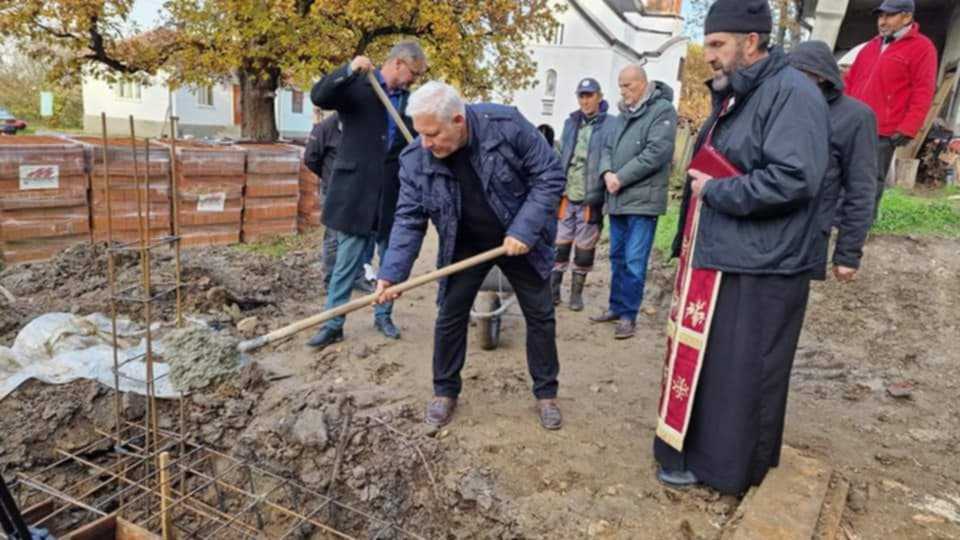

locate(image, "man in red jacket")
[[845, 0, 937, 216]]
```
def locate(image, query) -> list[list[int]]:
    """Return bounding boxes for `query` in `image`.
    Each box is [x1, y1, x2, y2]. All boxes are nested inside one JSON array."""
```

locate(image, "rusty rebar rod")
[[170, 117, 183, 328]]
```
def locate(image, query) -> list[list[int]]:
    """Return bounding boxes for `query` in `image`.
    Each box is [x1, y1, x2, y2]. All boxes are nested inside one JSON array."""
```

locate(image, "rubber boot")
[[569, 271, 586, 312], [551, 271, 564, 306]]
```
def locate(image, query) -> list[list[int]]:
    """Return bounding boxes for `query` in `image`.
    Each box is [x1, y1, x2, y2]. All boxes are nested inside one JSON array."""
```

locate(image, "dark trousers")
[[654, 272, 811, 495], [433, 245, 559, 400], [875, 136, 897, 220]]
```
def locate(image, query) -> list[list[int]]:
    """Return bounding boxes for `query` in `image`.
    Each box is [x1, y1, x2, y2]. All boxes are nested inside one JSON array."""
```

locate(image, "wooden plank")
[[20, 499, 54, 525], [117, 517, 162, 540], [814, 474, 850, 540], [729, 447, 833, 540], [61, 513, 118, 540], [898, 72, 958, 160], [62, 513, 160, 540]]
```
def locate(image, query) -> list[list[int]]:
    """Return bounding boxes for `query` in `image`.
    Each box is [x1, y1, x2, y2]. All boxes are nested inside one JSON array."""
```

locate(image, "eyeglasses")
[[400, 60, 427, 78]]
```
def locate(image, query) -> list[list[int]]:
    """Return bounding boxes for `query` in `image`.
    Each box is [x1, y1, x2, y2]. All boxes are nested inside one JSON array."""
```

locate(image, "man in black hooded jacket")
[[788, 40, 878, 282], [653, 0, 830, 495]]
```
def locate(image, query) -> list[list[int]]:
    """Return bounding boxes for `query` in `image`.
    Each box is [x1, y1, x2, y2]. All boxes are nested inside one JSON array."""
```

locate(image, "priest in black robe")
[[653, 0, 830, 495]]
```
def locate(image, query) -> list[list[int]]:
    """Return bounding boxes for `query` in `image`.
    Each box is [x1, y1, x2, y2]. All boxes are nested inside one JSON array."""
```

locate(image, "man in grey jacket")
[[591, 65, 677, 339]]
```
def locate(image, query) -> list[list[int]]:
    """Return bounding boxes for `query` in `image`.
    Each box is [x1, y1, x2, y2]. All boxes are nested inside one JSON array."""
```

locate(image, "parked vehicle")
[[0, 108, 27, 135]]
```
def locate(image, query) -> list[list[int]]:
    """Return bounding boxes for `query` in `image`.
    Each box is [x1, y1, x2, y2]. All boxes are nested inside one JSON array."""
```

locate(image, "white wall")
[[173, 84, 233, 127], [275, 88, 313, 137], [82, 75, 171, 122], [510, 0, 684, 134]]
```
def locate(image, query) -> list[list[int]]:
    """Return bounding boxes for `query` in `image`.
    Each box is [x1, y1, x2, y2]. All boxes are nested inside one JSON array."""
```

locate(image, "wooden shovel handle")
[[238, 246, 508, 352]]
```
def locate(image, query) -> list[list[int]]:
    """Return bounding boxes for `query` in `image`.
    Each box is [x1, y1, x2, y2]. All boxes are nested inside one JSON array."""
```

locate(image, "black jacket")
[[310, 65, 415, 240], [788, 41, 877, 277], [672, 48, 830, 275], [303, 113, 341, 190]]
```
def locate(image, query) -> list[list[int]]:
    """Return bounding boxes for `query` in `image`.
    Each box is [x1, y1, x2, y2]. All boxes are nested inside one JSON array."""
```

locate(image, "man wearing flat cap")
[[845, 0, 937, 217], [652, 0, 829, 495]]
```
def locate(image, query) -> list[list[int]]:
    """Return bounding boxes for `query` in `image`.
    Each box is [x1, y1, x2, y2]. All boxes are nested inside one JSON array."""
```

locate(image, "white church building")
[[511, 0, 688, 134]]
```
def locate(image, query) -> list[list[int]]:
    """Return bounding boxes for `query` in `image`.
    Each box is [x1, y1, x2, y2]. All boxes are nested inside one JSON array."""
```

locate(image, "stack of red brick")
[[0, 137, 89, 263], [74, 137, 172, 244], [240, 144, 300, 242], [162, 140, 246, 248], [297, 153, 323, 232]]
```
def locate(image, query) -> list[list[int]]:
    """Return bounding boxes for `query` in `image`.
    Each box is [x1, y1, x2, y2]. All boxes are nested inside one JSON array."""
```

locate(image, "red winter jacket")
[[844, 23, 938, 138]]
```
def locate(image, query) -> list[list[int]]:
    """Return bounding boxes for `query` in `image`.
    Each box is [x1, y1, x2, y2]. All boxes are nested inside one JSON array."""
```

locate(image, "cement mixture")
[[162, 326, 241, 392]]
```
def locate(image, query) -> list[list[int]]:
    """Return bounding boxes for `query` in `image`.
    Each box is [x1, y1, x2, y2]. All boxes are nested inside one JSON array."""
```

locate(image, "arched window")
[[545, 69, 557, 98]]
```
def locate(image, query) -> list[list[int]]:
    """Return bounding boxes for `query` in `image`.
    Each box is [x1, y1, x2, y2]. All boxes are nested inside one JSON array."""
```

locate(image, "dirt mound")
[[0, 232, 326, 345]]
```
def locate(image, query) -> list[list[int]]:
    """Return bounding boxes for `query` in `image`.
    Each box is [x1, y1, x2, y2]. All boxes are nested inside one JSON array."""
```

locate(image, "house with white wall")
[[82, 74, 314, 140], [510, 0, 687, 134]]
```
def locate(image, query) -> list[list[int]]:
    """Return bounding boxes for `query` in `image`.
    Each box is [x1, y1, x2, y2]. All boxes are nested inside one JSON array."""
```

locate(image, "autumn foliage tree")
[[0, 0, 559, 141]]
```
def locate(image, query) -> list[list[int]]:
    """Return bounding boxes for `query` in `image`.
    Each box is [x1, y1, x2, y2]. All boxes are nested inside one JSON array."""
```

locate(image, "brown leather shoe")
[[537, 399, 562, 430], [590, 310, 619, 323], [614, 318, 636, 339], [425, 397, 457, 427]]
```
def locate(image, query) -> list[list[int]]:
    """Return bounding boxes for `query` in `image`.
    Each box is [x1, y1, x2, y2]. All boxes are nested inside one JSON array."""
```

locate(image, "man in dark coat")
[[653, 0, 830, 495], [304, 111, 375, 293], [551, 77, 613, 312], [789, 41, 878, 282], [307, 42, 427, 348], [375, 81, 566, 430]]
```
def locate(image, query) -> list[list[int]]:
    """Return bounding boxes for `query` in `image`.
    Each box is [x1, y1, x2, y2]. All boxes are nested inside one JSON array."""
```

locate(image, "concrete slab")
[[729, 447, 833, 540]]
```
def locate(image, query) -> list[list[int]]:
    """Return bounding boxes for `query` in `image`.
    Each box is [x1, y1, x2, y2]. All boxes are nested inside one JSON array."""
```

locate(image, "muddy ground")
[[1, 230, 958, 539]]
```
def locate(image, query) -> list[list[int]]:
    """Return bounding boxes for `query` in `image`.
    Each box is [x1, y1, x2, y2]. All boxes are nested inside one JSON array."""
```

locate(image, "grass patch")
[[233, 234, 310, 258], [873, 187, 960, 237]]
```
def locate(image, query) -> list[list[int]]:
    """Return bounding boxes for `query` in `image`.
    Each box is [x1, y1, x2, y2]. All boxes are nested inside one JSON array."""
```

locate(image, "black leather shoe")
[[656, 467, 699, 489], [425, 397, 457, 427], [306, 327, 343, 348], [374, 316, 401, 339], [590, 310, 619, 323]]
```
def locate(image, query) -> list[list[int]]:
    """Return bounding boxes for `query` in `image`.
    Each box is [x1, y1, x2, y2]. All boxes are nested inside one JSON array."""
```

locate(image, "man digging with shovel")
[[375, 81, 567, 430]]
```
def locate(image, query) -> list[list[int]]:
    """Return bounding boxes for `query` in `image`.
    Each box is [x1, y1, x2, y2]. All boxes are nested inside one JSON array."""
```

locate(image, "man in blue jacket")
[[375, 81, 566, 430], [552, 78, 612, 312]]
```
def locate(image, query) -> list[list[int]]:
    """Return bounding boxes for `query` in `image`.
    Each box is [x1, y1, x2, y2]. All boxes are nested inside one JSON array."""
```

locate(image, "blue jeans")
[[323, 231, 392, 330], [322, 228, 374, 287], [608, 215, 658, 321]]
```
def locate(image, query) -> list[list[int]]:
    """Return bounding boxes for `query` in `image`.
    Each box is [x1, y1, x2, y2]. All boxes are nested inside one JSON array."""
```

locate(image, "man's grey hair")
[[387, 41, 427, 66], [407, 81, 466, 122], [620, 64, 648, 82]]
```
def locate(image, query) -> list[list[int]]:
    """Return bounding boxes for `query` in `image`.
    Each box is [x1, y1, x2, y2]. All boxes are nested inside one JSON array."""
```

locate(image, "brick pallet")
[[0, 136, 89, 263], [240, 144, 300, 243], [72, 136, 173, 244], [297, 158, 323, 233], [160, 140, 246, 248]]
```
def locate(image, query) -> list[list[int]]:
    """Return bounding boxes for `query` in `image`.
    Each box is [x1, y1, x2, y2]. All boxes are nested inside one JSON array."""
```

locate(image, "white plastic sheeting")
[[0, 312, 180, 400]]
